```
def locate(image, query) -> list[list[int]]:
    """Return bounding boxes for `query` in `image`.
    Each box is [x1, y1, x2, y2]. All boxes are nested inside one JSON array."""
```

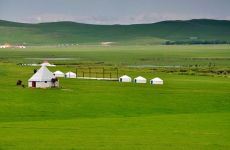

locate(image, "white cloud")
[[36, 16, 42, 21], [20, 13, 75, 23]]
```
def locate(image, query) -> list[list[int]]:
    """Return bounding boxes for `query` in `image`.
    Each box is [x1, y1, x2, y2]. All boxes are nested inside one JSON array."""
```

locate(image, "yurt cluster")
[[28, 66, 77, 88], [51, 72, 163, 85], [119, 75, 163, 84], [28, 66, 163, 88], [53, 70, 76, 78]]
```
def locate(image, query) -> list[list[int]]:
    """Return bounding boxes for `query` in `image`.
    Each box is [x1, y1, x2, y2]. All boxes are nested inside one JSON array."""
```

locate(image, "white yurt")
[[41, 60, 56, 67], [150, 77, 163, 84], [53, 70, 64, 77], [119, 75, 132, 82], [28, 65, 59, 88], [65, 71, 76, 78], [134, 76, 147, 83]]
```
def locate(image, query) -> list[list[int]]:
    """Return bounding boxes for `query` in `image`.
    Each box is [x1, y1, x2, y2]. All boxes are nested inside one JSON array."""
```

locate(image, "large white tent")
[[150, 77, 163, 84], [119, 75, 132, 82], [134, 76, 147, 83], [53, 70, 64, 77], [28, 65, 58, 88], [65, 71, 76, 78]]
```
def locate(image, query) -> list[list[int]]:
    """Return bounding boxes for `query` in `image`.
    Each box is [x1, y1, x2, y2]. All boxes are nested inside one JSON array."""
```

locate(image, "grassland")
[[0, 45, 230, 149], [1, 19, 230, 45], [1, 45, 230, 66]]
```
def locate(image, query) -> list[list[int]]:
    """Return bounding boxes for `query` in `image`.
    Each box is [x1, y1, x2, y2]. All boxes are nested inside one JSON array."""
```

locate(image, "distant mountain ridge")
[[0, 19, 230, 45]]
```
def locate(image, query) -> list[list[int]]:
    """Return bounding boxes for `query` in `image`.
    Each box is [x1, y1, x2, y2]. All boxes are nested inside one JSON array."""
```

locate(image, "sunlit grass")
[[0, 45, 230, 149]]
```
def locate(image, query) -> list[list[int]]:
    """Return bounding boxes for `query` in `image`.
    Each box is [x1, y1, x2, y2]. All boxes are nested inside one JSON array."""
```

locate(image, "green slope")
[[0, 19, 230, 45]]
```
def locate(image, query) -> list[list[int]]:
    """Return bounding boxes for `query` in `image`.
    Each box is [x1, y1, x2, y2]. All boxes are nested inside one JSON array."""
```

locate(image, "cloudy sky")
[[0, 0, 229, 25]]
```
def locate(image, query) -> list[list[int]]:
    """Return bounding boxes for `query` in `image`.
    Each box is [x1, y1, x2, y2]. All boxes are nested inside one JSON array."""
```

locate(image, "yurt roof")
[[120, 75, 131, 79], [41, 60, 50, 65], [41, 60, 56, 67], [54, 70, 64, 74], [65, 71, 76, 75], [151, 77, 163, 81], [135, 76, 146, 80], [28, 65, 55, 82]]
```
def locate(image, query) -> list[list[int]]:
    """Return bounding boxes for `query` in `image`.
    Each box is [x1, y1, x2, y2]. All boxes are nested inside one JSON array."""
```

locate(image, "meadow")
[[0, 45, 230, 149], [1, 19, 230, 45]]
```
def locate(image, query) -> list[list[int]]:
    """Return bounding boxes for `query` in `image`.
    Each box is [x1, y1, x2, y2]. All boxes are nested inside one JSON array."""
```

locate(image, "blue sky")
[[0, 0, 229, 24]]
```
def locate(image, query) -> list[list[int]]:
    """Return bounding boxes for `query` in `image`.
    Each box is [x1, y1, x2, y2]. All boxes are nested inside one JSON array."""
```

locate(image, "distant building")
[[134, 76, 147, 83], [41, 60, 56, 67], [4, 43, 11, 48], [150, 77, 163, 85], [53, 70, 64, 77], [119, 75, 132, 82], [190, 37, 198, 40], [65, 72, 76, 78], [15, 46, 26, 48], [1, 43, 26, 48]]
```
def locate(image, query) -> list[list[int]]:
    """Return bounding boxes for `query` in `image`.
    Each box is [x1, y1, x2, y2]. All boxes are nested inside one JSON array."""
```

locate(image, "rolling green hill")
[[0, 19, 230, 45]]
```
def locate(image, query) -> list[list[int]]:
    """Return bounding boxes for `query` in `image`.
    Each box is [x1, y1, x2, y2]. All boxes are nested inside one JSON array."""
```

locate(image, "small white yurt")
[[65, 71, 76, 78], [28, 65, 59, 88], [134, 76, 147, 83], [150, 77, 163, 84], [119, 75, 132, 82], [41, 60, 56, 67], [53, 70, 64, 77]]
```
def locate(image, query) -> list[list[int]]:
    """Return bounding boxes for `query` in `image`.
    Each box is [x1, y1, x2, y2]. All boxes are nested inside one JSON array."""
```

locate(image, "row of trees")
[[165, 40, 230, 45]]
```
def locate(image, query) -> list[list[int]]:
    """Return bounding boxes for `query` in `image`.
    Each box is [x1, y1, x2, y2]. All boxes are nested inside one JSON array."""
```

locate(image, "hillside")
[[0, 19, 230, 45]]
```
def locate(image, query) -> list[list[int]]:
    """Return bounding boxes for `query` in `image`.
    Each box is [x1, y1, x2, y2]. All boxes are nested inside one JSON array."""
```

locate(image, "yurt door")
[[119, 78, 122, 82], [32, 81, 36, 87]]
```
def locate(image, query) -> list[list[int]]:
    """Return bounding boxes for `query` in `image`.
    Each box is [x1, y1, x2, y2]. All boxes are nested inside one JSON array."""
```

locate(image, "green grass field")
[[0, 45, 230, 149], [1, 45, 230, 66]]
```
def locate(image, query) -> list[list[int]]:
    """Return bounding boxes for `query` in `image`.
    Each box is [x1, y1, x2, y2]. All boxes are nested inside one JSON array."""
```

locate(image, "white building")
[[41, 60, 56, 67], [150, 77, 163, 84], [53, 70, 64, 77], [19, 46, 26, 48], [65, 71, 76, 78], [28, 66, 59, 88], [134, 76, 147, 83], [119, 75, 132, 82]]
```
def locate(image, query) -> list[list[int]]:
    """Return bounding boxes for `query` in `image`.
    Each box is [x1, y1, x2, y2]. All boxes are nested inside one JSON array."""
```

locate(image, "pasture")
[[1, 19, 230, 45], [0, 45, 230, 149]]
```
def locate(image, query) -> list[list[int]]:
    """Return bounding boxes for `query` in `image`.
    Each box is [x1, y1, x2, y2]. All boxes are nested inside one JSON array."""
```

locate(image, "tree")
[[165, 41, 171, 45]]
